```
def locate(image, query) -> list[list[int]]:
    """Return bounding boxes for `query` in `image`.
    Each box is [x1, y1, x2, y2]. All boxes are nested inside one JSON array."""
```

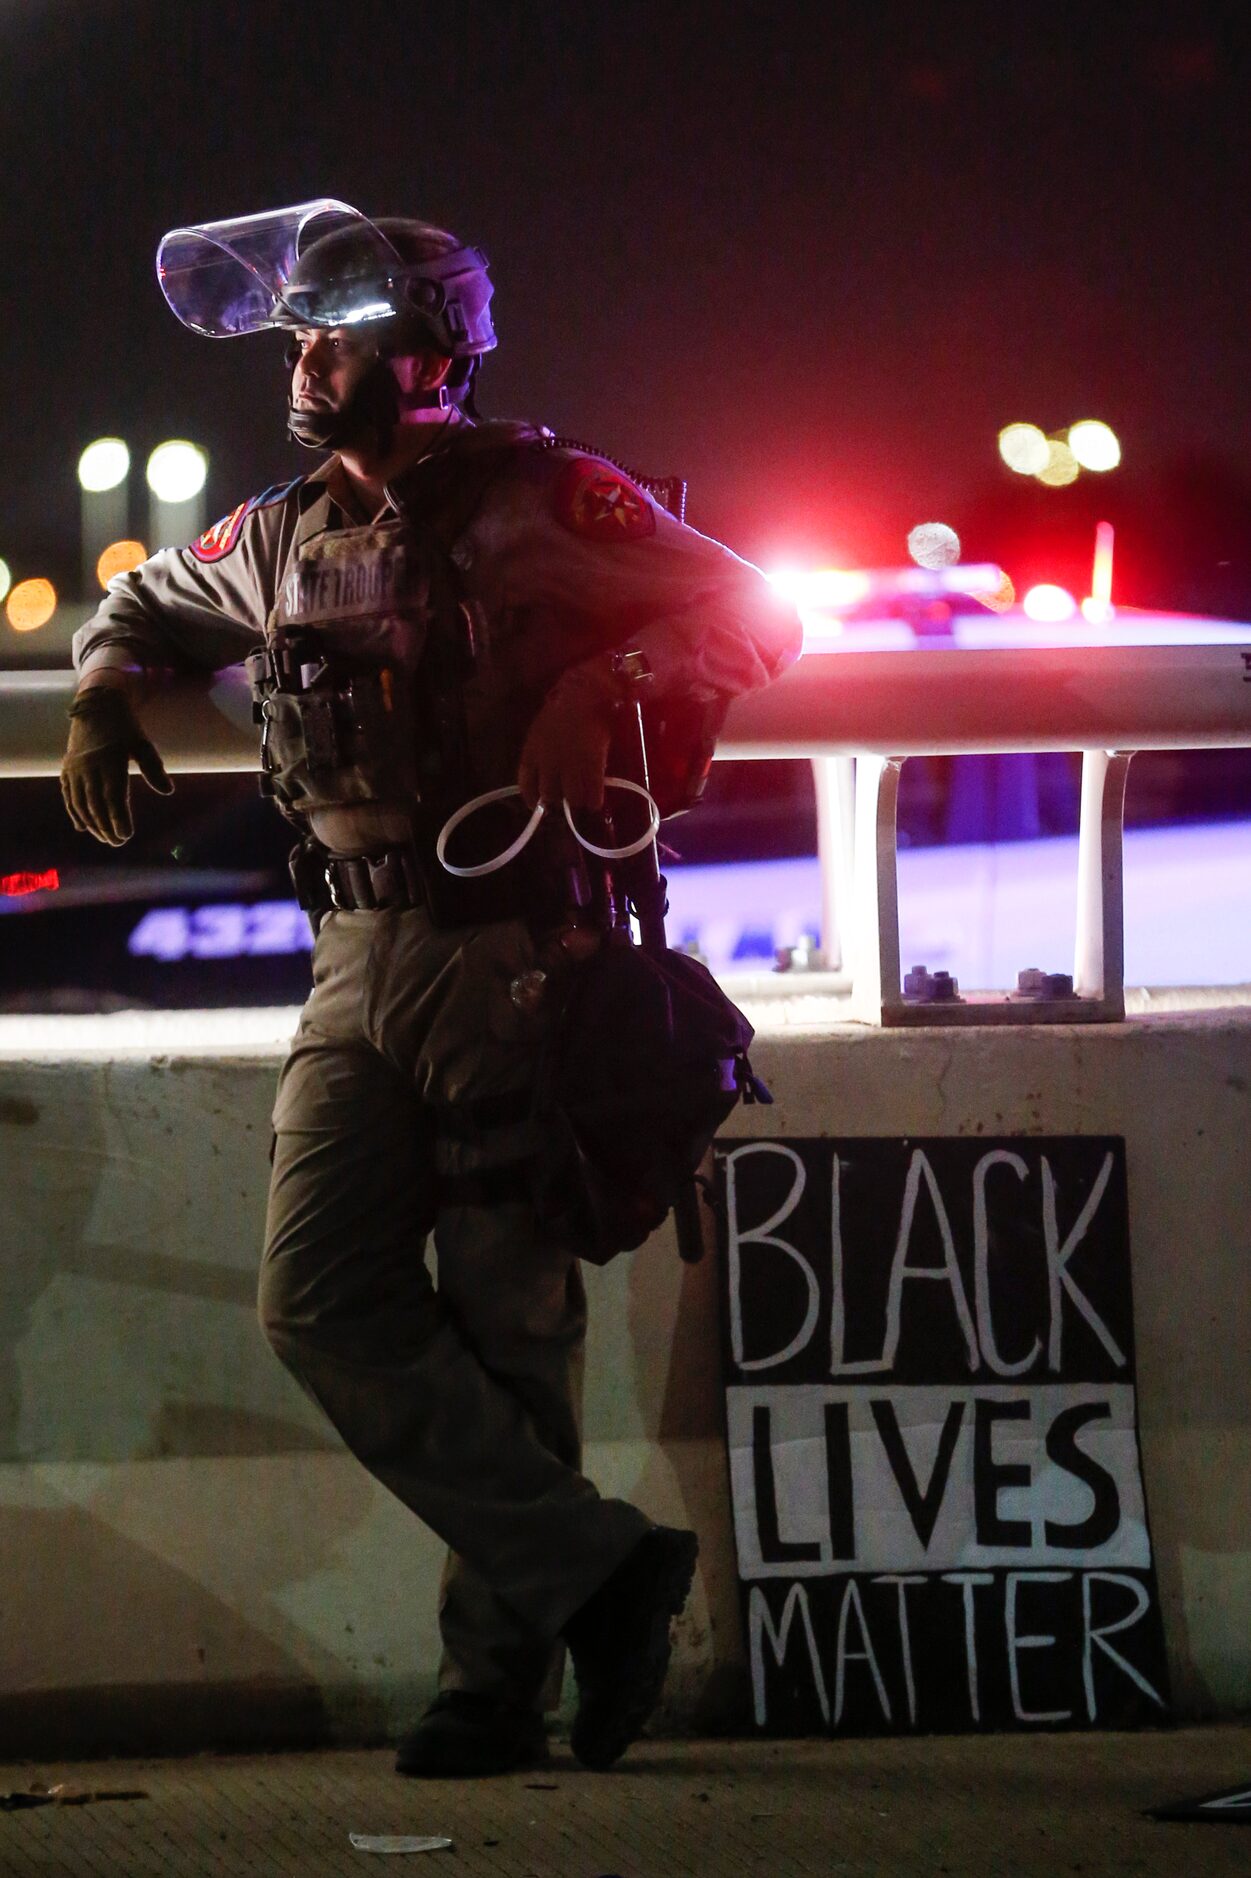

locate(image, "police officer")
[[61, 201, 801, 1776]]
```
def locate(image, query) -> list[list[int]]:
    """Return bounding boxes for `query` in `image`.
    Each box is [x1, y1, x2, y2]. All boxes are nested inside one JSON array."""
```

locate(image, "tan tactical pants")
[[258, 906, 650, 1710]]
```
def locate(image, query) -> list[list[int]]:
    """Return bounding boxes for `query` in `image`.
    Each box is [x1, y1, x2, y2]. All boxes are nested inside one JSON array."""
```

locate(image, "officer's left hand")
[[517, 670, 615, 812], [60, 683, 174, 845]]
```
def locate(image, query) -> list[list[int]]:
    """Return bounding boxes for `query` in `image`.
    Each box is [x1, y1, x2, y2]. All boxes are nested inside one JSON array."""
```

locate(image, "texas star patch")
[[553, 457, 656, 542], [189, 478, 303, 563], [190, 500, 247, 563]]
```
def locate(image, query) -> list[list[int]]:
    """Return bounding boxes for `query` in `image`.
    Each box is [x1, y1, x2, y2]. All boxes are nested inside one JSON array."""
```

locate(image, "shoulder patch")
[[189, 478, 303, 563], [190, 501, 248, 563], [245, 478, 304, 517], [553, 457, 656, 543]]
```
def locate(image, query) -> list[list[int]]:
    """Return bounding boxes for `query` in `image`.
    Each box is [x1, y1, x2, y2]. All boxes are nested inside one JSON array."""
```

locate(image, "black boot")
[[394, 1691, 548, 1777], [563, 1525, 699, 1771]]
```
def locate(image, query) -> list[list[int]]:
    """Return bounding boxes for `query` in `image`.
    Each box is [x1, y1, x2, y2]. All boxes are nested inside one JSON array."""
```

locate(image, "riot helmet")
[[156, 199, 496, 447]]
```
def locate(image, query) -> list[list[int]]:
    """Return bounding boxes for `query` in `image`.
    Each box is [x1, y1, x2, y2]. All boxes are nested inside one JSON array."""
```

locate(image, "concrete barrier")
[[0, 999, 1248, 1754]]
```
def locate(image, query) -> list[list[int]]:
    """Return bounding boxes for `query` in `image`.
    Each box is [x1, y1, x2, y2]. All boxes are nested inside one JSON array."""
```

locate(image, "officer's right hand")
[[517, 666, 616, 813], [59, 685, 174, 846]]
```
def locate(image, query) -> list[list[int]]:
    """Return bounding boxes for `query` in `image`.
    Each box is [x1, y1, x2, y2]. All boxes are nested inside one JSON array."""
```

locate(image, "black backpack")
[[532, 931, 771, 1264]]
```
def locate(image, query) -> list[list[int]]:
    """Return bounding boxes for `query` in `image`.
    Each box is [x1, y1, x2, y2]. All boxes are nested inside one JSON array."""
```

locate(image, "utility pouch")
[[287, 834, 334, 935], [248, 630, 412, 808]]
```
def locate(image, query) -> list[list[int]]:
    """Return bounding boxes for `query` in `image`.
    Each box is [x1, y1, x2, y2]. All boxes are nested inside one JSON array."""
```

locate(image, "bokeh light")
[[1068, 419, 1121, 471], [0, 559, 10, 605], [982, 571, 1016, 614], [146, 440, 208, 502], [6, 578, 57, 631], [998, 423, 1050, 476], [1037, 439, 1080, 487], [96, 539, 148, 587], [1022, 583, 1077, 623], [907, 521, 960, 569], [77, 437, 130, 493]]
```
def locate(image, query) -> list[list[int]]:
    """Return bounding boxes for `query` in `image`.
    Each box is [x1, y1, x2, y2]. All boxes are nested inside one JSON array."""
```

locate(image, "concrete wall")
[[0, 1006, 1247, 1754]]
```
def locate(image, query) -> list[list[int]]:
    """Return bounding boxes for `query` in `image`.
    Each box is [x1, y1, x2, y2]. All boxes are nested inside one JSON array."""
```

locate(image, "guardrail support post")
[[1074, 748, 1135, 1018], [850, 748, 1137, 1026], [849, 753, 905, 1023], [811, 754, 855, 975]]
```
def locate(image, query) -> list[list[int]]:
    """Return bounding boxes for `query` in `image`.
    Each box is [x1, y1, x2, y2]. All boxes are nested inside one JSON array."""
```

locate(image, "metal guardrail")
[[4, 642, 1251, 1023], [7, 645, 1251, 773]]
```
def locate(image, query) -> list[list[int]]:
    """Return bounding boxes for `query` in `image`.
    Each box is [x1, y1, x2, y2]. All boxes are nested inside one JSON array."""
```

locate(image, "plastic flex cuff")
[[436, 778, 660, 878]]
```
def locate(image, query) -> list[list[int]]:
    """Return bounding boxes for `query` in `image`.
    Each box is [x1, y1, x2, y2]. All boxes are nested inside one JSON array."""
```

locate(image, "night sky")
[[3, 1, 1250, 614]]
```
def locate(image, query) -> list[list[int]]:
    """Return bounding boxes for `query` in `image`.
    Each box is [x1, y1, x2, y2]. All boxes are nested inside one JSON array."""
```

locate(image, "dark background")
[[2, 0, 1249, 609], [2, 3, 1249, 1005]]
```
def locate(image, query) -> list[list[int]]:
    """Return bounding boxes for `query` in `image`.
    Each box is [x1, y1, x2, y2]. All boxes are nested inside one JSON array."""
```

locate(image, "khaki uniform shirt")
[[72, 418, 802, 849]]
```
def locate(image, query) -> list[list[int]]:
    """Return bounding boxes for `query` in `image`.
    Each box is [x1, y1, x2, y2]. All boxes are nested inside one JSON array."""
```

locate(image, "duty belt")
[[290, 839, 426, 915]]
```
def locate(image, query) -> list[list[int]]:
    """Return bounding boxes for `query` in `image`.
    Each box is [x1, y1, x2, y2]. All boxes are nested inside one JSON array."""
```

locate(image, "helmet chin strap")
[[287, 357, 452, 451], [287, 398, 347, 450], [398, 383, 452, 413]]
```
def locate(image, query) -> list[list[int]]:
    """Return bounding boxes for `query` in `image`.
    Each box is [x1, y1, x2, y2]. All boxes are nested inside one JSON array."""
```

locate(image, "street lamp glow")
[[6, 578, 57, 632], [998, 423, 1049, 476], [77, 437, 130, 493], [1037, 439, 1080, 488], [97, 539, 148, 587], [146, 440, 208, 503], [1068, 420, 1121, 472]]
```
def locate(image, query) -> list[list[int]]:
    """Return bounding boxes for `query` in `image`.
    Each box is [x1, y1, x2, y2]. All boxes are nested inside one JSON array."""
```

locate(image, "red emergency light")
[[0, 869, 59, 897]]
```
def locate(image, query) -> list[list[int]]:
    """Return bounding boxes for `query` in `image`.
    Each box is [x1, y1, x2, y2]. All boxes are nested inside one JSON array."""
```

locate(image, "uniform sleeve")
[[71, 492, 300, 679], [485, 452, 803, 703]]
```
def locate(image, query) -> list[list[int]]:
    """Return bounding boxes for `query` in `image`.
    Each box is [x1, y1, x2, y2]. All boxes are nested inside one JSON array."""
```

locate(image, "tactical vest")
[[245, 477, 589, 927], [246, 514, 471, 821], [244, 437, 720, 926]]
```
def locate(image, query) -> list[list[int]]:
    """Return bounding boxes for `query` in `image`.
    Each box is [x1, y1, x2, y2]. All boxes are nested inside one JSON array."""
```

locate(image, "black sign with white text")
[[717, 1136, 1171, 1735]]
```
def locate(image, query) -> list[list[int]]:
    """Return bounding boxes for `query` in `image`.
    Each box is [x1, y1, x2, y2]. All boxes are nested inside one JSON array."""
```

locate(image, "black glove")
[[60, 686, 173, 846]]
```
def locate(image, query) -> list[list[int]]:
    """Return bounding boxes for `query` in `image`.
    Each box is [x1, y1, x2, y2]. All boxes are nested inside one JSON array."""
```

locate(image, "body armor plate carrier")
[[245, 510, 568, 926], [246, 518, 469, 819]]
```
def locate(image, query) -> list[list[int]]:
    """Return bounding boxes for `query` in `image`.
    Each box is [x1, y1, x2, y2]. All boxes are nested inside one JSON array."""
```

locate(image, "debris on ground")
[[349, 1833, 455, 1854], [1149, 1779, 1251, 1823], [0, 1783, 148, 1811]]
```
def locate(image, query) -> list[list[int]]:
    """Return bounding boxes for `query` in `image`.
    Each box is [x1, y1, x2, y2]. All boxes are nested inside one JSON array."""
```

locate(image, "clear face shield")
[[156, 198, 496, 356]]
